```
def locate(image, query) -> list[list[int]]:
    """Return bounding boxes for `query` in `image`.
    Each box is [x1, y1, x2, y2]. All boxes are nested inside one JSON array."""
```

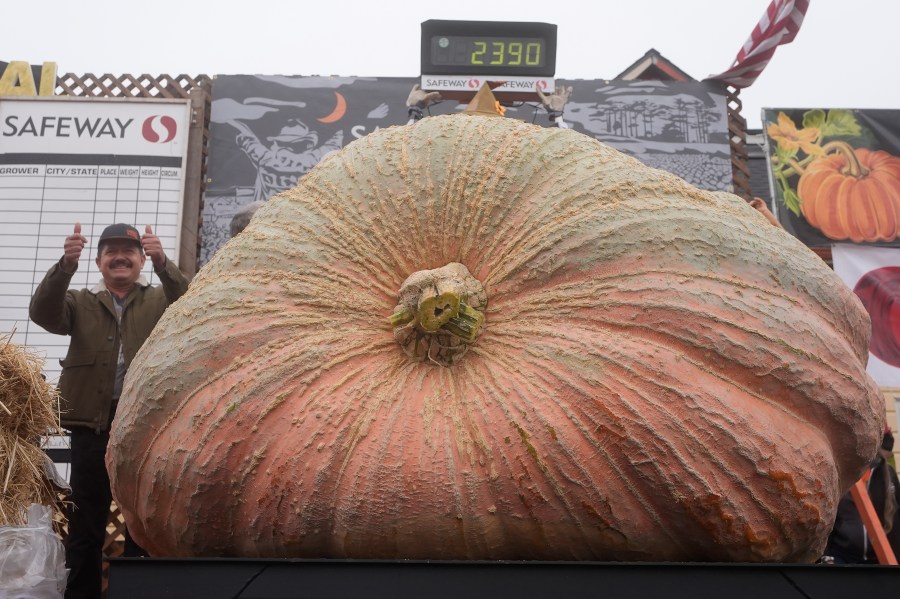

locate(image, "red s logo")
[[468, 79, 480, 89], [142, 115, 177, 143]]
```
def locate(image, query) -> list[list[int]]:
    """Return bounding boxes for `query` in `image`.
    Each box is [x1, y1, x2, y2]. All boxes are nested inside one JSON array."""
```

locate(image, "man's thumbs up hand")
[[141, 224, 167, 269], [62, 222, 88, 273]]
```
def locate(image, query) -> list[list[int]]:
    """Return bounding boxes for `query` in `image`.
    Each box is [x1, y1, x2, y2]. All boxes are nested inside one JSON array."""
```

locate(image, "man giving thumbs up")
[[29, 223, 188, 599]]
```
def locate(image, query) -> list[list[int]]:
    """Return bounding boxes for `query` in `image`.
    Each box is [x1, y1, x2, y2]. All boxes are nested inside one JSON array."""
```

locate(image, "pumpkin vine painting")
[[763, 108, 900, 247]]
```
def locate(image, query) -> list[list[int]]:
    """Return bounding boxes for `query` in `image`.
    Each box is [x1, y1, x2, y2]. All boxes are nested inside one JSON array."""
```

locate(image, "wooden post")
[[725, 86, 752, 201], [179, 87, 210, 279]]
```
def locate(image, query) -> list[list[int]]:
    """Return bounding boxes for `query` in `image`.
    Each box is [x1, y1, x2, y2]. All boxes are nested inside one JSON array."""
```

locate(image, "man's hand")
[[406, 84, 441, 109], [141, 225, 168, 269], [749, 198, 783, 228], [61, 222, 87, 274], [536, 85, 573, 113]]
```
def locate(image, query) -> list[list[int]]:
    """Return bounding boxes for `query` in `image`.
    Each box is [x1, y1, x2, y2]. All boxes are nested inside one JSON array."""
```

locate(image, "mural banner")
[[762, 108, 900, 248], [201, 76, 732, 263]]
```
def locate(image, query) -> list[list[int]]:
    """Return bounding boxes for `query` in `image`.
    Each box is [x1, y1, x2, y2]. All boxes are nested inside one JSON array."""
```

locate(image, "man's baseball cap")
[[98, 223, 141, 248]]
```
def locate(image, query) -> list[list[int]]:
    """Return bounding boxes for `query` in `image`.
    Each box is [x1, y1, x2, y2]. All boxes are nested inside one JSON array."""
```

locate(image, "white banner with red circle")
[[832, 243, 900, 387]]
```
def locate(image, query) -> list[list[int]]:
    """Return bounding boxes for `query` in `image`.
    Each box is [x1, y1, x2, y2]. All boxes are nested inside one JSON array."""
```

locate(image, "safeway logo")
[[142, 115, 177, 143], [467, 79, 481, 89], [536, 80, 548, 90]]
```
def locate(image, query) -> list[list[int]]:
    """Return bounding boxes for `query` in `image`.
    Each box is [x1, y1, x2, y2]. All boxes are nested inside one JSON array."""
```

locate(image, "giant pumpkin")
[[107, 113, 883, 563]]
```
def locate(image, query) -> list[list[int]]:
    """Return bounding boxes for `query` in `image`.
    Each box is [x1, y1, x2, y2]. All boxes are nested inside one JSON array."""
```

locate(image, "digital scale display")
[[430, 36, 546, 69], [421, 20, 556, 78]]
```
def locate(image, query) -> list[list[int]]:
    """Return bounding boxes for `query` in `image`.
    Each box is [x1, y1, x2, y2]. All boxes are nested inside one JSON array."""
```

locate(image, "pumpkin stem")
[[390, 263, 487, 366], [389, 307, 414, 328], [417, 287, 461, 332], [771, 154, 818, 178], [822, 140, 869, 178], [786, 158, 807, 177]]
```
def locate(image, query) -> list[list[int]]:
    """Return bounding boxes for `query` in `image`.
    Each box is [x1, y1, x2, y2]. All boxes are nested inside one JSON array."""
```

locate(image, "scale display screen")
[[421, 20, 556, 77], [431, 36, 546, 69]]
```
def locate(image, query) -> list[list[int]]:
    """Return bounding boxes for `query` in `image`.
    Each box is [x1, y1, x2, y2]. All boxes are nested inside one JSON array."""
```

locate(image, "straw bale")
[[0, 332, 66, 526]]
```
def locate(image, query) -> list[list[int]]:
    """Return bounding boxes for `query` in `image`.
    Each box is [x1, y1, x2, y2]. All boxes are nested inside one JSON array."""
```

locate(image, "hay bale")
[[0, 333, 65, 526]]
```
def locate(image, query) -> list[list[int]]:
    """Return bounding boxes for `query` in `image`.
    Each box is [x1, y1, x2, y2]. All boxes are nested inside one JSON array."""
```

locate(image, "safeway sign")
[[0, 96, 188, 156], [421, 75, 555, 94]]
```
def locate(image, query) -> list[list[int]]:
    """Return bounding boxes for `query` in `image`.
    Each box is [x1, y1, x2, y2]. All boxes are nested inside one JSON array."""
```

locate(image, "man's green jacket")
[[29, 259, 189, 432]]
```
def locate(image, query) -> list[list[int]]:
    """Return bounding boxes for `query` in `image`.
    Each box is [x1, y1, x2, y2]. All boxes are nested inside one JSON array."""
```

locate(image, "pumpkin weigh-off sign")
[[107, 112, 884, 563]]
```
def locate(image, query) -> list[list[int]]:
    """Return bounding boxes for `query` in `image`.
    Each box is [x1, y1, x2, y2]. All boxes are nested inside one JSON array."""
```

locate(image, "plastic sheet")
[[0, 504, 66, 599]]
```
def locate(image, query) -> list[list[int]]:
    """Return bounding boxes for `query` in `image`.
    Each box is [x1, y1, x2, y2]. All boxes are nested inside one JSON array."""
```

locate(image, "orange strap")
[[849, 473, 898, 565]]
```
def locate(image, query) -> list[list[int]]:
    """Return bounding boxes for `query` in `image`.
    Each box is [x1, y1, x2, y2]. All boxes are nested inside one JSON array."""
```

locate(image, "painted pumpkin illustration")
[[798, 145, 900, 242]]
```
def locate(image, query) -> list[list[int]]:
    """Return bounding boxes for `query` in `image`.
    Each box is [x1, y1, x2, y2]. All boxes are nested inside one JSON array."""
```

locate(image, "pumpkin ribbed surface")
[[107, 114, 883, 562]]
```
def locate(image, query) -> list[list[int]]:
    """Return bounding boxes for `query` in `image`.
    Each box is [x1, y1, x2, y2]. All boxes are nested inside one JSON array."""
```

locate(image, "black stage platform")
[[108, 558, 900, 599]]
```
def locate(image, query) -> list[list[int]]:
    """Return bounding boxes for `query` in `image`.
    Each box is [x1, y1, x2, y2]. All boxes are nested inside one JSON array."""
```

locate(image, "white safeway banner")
[[832, 244, 900, 387]]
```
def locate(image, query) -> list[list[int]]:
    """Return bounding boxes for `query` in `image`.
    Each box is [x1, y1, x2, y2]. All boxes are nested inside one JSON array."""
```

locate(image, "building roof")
[[614, 49, 695, 82]]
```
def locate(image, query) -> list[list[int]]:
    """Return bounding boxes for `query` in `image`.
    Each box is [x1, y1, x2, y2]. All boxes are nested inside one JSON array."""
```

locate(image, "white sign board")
[[0, 96, 190, 383]]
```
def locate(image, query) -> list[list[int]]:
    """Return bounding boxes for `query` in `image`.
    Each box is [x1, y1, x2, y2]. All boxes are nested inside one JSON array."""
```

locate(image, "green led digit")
[[526, 42, 541, 66], [508, 42, 522, 66], [471, 41, 486, 65], [490, 41, 504, 65]]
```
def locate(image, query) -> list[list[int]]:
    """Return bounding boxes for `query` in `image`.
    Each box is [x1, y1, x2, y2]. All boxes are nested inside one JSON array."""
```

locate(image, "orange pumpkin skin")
[[107, 115, 883, 563], [798, 148, 900, 242]]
